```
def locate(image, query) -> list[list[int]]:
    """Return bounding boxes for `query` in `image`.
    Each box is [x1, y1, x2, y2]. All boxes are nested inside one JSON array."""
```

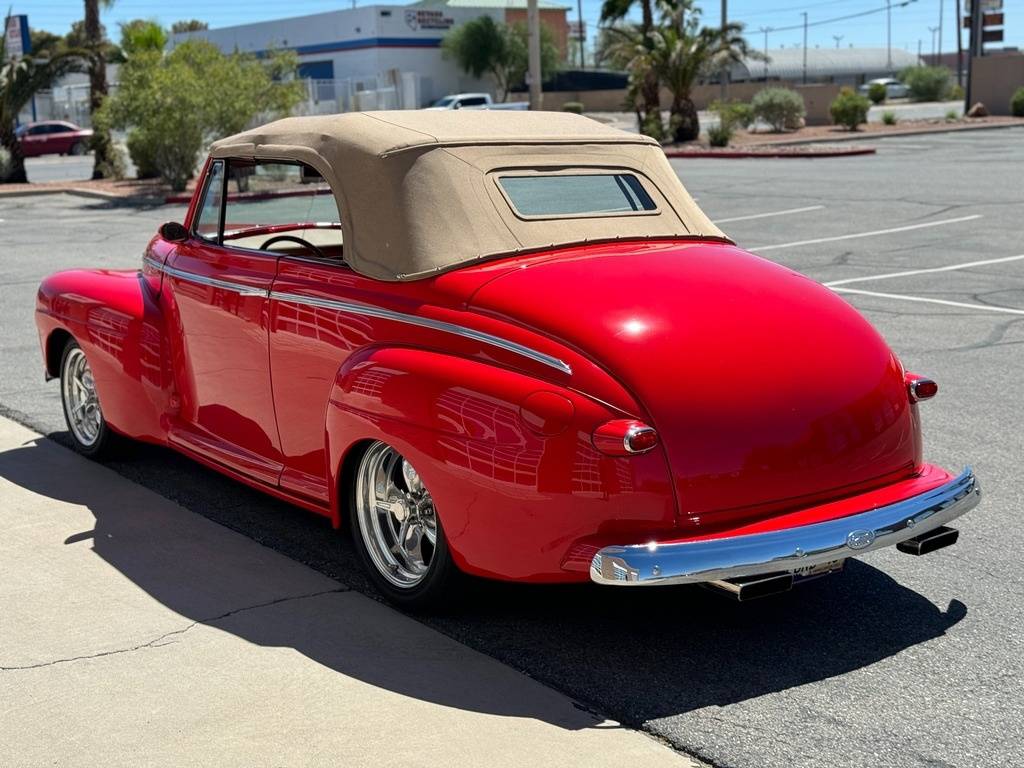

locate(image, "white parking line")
[[715, 205, 825, 224], [833, 287, 1024, 316], [750, 214, 982, 252], [826, 253, 1024, 287]]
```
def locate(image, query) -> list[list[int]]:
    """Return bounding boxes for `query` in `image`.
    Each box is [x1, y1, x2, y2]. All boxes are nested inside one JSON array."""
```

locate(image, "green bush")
[[1011, 87, 1024, 117], [706, 123, 733, 147], [561, 101, 584, 114], [830, 87, 871, 130], [867, 82, 887, 104], [949, 83, 965, 101], [710, 99, 754, 131], [0, 145, 11, 182], [126, 129, 160, 179], [642, 112, 665, 142], [945, 108, 959, 121], [900, 66, 952, 102], [882, 110, 897, 125], [751, 88, 805, 132]]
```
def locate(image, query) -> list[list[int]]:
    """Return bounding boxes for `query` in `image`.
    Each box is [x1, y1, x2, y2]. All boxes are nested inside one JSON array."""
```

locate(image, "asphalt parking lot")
[[2, 128, 1022, 768]]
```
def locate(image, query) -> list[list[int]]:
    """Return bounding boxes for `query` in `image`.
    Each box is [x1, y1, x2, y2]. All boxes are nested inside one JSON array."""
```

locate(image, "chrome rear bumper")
[[590, 467, 980, 586]]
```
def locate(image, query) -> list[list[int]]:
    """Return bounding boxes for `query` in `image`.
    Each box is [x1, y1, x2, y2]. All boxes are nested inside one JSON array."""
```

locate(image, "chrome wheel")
[[355, 442, 438, 589], [61, 346, 103, 447]]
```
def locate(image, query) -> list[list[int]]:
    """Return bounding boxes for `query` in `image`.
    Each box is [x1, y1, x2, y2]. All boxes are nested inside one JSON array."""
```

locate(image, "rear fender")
[[36, 268, 171, 442], [325, 346, 676, 582]]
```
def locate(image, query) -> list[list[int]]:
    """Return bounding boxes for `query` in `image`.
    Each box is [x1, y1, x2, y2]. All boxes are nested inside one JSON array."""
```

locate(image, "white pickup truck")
[[424, 93, 529, 110]]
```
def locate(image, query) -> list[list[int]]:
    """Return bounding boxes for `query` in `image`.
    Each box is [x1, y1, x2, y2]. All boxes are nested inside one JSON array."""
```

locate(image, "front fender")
[[36, 269, 170, 442], [325, 346, 676, 582]]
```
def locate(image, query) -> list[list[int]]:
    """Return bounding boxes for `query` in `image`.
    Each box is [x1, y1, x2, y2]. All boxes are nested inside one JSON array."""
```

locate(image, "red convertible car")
[[35, 112, 979, 607]]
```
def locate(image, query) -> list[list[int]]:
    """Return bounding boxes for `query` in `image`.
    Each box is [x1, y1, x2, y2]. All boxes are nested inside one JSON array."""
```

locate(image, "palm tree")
[[84, 0, 118, 178], [1, 20, 84, 183], [651, 3, 757, 143], [600, 0, 664, 138]]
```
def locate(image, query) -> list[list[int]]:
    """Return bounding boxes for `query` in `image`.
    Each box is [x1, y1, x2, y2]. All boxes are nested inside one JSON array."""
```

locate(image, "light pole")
[[720, 0, 729, 99], [929, 25, 939, 64], [886, 0, 892, 70], [937, 0, 944, 69], [527, 0, 542, 110], [801, 12, 808, 85], [759, 26, 771, 80], [833, 34, 844, 49]]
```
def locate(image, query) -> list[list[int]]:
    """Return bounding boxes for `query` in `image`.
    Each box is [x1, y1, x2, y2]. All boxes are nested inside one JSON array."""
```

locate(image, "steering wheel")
[[260, 234, 327, 259]]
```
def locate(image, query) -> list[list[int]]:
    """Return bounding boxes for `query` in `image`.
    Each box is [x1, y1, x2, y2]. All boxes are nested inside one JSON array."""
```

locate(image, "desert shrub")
[[830, 87, 871, 130], [867, 82, 887, 104], [126, 129, 160, 179], [882, 110, 897, 125], [945, 108, 959, 121], [751, 88, 805, 132], [1011, 87, 1024, 117], [706, 123, 732, 147], [711, 99, 754, 131], [949, 83, 965, 100], [0, 145, 12, 182], [561, 101, 584, 114], [900, 66, 952, 102]]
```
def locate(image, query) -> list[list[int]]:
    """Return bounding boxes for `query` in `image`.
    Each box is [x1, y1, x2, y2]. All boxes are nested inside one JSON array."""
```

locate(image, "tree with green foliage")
[[751, 87, 805, 132], [1012, 87, 1024, 117], [900, 65, 951, 102], [119, 19, 167, 56], [441, 15, 559, 103], [171, 19, 208, 34], [2, 18, 85, 182], [29, 28, 65, 57], [600, 0, 660, 137], [101, 37, 304, 190], [83, 0, 122, 178], [867, 81, 886, 104], [650, 2, 756, 143]]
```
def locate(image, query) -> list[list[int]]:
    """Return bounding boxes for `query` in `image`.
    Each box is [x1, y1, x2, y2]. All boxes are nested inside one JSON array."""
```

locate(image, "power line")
[[766, 0, 918, 34]]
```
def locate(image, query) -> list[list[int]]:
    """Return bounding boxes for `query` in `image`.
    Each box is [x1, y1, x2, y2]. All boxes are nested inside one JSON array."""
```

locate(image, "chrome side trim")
[[144, 257, 269, 297], [144, 257, 572, 375], [590, 467, 981, 586], [269, 290, 572, 375]]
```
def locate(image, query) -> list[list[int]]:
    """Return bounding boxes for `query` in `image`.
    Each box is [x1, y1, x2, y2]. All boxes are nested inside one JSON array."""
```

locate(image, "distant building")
[[169, 1, 570, 110], [729, 47, 922, 85]]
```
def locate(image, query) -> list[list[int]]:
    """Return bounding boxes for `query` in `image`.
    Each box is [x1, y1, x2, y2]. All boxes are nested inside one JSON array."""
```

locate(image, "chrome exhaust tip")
[[705, 571, 794, 601], [896, 525, 959, 556]]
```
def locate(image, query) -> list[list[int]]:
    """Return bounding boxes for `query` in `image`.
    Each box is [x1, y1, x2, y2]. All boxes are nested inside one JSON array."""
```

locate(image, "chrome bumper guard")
[[590, 467, 980, 586]]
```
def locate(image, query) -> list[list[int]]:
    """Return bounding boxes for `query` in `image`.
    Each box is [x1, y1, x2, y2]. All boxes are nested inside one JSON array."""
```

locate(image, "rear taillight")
[[592, 419, 659, 456], [906, 374, 938, 403]]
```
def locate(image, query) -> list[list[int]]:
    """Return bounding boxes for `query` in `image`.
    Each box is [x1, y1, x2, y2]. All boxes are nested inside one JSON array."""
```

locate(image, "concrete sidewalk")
[[0, 417, 693, 767]]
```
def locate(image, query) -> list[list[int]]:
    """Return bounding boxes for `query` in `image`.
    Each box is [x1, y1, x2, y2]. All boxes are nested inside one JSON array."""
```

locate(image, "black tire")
[[69, 141, 87, 156], [59, 338, 117, 459], [348, 441, 461, 610]]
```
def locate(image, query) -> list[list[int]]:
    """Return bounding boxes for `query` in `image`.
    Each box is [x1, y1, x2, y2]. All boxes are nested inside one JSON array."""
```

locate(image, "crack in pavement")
[[0, 587, 349, 672]]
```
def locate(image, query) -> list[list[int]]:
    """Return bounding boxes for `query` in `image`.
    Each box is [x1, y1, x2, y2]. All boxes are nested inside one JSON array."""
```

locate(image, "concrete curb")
[[0, 186, 166, 206], [741, 119, 1024, 147], [665, 146, 876, 159]]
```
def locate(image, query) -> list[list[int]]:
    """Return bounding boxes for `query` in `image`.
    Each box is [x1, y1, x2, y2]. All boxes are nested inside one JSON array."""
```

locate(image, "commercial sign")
[[404, 9, 455, 31], [568, 21, 586, 41], [5, 14, 30, 60]]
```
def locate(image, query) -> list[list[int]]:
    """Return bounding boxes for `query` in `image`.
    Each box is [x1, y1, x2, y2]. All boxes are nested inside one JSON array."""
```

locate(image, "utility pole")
[[917, 38, 923, 61], [527, 0, 542, 110], [833, 34, 844, 49], [801, 12, 808, 85], [937, 0, 944, 68], [965, 0, 982, 109], [760, 26, 771, 80], [886, 0, 893, 70], [576, 0, 584, 69], [955, 0, 962, 86], [929, 25, 939, 63], [720, 0, 729, 100]]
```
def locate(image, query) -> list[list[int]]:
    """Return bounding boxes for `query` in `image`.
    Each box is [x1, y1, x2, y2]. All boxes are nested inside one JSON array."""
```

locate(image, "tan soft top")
[[209, 111, 729, 281]]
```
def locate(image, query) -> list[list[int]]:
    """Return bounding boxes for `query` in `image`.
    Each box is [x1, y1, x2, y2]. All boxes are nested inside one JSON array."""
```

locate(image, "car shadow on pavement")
[[0, 434, 967, 730]]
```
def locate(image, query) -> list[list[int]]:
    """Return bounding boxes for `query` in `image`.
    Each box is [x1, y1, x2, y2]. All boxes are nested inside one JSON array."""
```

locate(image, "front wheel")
[[69, 141, 87, 156], [60, 339, 116, 458], [350, 441, 460, 609]]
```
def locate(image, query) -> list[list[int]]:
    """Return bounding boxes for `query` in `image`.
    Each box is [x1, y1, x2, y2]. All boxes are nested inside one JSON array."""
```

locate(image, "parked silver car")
[[858, 78, 909, 99]]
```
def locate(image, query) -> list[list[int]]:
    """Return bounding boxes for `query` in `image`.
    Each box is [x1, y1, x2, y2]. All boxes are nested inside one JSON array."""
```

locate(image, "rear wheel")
[[350, 441, 459, 609], [60, 339, 115, 458], [69, 141, 86, 156]]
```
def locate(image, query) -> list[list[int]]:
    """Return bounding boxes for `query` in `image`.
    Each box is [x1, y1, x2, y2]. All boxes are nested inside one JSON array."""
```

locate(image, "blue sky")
[[20, 0, 1022, 57]]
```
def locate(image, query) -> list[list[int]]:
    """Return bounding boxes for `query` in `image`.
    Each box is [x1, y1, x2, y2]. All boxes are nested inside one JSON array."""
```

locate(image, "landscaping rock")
[[967, 102, 989, 118]]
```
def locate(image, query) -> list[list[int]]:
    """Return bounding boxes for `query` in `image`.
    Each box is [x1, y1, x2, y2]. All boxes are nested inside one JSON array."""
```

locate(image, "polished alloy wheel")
[[61, 346, 103, 447], [355, 442, 438, 589]]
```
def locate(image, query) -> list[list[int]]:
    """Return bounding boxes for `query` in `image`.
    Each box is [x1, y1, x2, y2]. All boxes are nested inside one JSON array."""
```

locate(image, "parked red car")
[[34, 112, 979, 607], [16, 120, 92, 157]]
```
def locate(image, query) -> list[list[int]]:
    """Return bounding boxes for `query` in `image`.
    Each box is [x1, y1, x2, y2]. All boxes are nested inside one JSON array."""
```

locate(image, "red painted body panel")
[[34, 172, 950, 583]]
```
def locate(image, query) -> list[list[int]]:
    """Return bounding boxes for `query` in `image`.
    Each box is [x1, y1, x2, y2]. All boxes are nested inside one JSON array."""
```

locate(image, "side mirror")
[[160, 221, 189, 242]]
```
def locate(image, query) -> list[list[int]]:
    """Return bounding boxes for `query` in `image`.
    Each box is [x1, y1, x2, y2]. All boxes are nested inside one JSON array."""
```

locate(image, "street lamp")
[[833, 34, 844, 49], [759, 26, 771, 80]]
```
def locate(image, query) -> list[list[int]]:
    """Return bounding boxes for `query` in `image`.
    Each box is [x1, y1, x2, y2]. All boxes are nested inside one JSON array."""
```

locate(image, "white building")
[[170, 1, 568, 110]]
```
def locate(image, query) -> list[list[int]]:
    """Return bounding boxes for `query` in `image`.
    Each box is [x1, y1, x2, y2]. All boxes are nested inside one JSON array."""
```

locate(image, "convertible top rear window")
[[498, 173, 656, 218]]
